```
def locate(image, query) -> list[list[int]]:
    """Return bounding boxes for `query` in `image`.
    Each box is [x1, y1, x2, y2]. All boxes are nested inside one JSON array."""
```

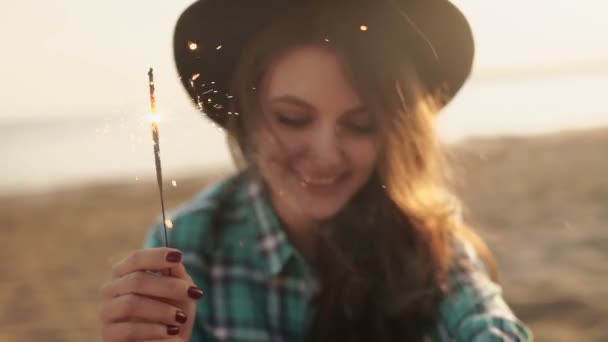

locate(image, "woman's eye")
[[275, 113, 310, 128], [345, 122, 376, 134]]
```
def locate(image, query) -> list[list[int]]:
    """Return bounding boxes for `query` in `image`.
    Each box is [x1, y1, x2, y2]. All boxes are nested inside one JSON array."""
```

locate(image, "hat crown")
[[174, 0, 474, 126]]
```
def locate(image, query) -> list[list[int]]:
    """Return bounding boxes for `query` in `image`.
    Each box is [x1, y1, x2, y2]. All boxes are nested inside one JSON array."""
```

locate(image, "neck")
[[268, 191, 320, 261], [285, 220, 318, 262]]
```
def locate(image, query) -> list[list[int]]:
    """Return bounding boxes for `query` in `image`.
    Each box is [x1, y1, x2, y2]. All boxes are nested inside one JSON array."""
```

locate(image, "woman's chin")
[[302, 203, 344, 222]]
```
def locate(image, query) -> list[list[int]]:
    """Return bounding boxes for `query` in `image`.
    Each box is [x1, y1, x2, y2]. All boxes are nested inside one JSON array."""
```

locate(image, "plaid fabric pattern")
[[144, 177, 532, 341]]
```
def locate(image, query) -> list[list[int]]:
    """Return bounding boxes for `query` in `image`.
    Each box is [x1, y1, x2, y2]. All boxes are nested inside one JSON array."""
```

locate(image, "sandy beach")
[[1, 128, 606, 341]]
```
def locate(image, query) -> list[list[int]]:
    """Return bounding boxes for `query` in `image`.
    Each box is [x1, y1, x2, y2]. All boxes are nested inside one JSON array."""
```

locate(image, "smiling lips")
[[297, 172, 346, 191]]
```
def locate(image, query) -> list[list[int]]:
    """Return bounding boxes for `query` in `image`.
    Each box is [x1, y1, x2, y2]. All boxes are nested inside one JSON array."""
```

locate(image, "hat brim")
[[174, 0, 474, 127]]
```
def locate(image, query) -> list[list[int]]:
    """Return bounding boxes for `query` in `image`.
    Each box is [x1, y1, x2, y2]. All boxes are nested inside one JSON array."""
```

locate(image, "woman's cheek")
[[349, 138, 379, 169], [253, 132, 294, 180]]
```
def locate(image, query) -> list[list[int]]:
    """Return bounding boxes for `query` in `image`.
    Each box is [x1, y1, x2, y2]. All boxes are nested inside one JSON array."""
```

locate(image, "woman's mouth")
[[301, 175, 339, 185], [296, 172, 346, 192]]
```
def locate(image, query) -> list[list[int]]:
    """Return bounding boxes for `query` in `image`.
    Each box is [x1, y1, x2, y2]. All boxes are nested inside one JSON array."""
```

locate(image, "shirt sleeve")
[[429, 238, 533, 341]]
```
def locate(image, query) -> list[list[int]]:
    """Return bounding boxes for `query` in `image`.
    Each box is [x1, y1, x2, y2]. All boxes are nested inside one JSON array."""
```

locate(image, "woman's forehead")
[[261, 45, 364, 110]]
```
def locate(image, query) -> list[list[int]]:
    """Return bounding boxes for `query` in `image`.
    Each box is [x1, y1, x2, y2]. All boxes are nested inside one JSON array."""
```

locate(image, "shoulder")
[[447, 234, 494, 289], [143, 174, 250, 252], [430, 234, 533, 341]]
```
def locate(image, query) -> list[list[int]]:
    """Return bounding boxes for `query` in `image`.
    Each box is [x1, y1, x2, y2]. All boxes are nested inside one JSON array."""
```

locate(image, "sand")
[[1, 128, 606, 341]]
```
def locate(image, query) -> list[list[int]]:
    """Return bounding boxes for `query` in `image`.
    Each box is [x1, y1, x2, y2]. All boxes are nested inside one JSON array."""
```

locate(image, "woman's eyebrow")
[[269, 95, 367, 116], [269, 95, 315, 111]]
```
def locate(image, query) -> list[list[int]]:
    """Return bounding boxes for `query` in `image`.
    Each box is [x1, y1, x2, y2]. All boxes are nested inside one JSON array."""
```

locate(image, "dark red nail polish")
[[166, 251, 182, 263], [167, 325, 180, 336], [176, 310, 188, 324], [188, 286, 204, 299]]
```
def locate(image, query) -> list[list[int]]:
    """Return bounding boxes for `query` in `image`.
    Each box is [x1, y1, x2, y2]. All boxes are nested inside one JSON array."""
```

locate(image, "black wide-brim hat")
[[174, 0, 475, 127]]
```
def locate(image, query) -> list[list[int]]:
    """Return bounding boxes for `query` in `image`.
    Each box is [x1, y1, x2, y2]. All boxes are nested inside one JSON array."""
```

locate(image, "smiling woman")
[[252, 46, 380, 237], [97, 0, 532, 341]]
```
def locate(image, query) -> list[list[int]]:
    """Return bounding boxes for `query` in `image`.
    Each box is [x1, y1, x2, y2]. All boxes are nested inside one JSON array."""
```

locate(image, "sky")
[[1, 0, 607, 126]]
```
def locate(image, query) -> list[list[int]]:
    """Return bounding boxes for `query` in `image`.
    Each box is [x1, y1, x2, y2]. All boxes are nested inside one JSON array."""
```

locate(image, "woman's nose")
[[308, 126, 343, 167]]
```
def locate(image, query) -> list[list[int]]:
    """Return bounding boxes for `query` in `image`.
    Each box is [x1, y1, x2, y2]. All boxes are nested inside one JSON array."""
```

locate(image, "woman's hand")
[[99, 248, 203, 341]]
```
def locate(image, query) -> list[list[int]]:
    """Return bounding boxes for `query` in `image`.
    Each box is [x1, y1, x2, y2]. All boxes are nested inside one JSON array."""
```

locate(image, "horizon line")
[[474, 58, 608, 82]]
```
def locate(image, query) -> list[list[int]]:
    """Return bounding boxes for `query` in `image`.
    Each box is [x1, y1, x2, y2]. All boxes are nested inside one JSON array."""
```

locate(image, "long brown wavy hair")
[[215, 2, 497, 340]]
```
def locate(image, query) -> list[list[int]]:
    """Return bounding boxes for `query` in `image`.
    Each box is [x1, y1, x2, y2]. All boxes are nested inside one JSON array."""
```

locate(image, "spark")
[[165, 219, 174, 229], [148, 112, 161, 124], [172, 180, 177, 187], [191, 73, 200, 81], [360, 25, 368, 31], [188, 41, 198, 50], [216, 45, 222, 50]]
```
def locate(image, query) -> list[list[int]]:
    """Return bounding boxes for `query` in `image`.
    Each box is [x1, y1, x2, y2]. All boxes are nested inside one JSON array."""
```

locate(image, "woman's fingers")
[[101, 270, 204, 301], [101, 247, 200, 341], [101, 320, 182, 341], [111, 248, 188, 279], [99, 293, 189, 326]]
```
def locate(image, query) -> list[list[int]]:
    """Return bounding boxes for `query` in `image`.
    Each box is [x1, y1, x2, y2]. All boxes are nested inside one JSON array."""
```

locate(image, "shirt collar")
[[246, 179, 301, 276]]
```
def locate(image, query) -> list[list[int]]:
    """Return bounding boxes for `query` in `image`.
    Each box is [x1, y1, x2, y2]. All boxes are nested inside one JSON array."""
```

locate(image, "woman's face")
[[253, 45, 379, 225]]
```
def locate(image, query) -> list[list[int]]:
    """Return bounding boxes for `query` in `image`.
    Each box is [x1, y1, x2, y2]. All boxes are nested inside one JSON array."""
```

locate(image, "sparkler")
[[147, 68, 170, 249]]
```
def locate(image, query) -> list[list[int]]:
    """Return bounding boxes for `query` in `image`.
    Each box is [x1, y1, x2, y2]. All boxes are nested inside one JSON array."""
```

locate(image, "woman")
[[99, 0, 532, 340]]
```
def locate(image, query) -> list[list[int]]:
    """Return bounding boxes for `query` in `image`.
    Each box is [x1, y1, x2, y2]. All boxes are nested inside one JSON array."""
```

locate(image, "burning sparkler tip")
[[149, 112, 161, 124]]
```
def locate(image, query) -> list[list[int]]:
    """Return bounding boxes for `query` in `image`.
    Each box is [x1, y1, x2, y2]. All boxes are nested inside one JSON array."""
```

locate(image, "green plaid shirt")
[[144, 177, 532, 341]]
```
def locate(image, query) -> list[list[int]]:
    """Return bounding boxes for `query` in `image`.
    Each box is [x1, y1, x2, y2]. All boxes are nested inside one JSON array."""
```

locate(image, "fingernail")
[[188, 286, 204, 299], [167, 325, 180, 336], [166, 251, 182, 263], [176, 310, 188, 324]]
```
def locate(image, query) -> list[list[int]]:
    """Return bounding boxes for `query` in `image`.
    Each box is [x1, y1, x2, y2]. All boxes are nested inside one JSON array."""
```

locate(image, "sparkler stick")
[[147, 68, 170, 250]]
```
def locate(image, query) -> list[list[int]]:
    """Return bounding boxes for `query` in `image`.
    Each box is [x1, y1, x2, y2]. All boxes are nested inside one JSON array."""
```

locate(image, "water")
[[1, 73, 607, 194], [0, 112, 233, 194], [438, 71, 608, 141]]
